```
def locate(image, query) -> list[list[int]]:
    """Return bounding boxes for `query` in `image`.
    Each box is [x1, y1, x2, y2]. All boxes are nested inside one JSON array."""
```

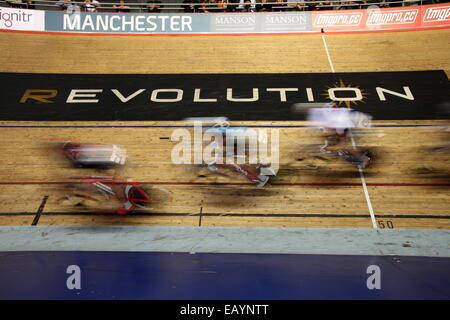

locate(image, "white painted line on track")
[[321, 35, 335, 73], [321, 34, 378, 229], [350, 133, 378, 229]]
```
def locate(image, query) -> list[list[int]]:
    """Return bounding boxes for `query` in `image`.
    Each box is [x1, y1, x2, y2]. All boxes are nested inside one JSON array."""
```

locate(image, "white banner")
[[0, 7, 45, 31]]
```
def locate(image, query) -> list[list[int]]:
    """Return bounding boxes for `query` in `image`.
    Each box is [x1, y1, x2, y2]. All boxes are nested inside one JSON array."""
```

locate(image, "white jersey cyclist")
[[307, 106, 372, 137]]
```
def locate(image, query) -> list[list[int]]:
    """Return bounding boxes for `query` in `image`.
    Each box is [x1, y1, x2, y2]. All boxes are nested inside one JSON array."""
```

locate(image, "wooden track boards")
[[0, 28, 449, 229], [1, 28, 449, 75], [0, 121, 448, 229]]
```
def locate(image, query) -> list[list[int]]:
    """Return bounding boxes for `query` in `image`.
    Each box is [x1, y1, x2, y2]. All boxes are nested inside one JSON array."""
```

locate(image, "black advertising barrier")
[[0, 70, 449, 121]]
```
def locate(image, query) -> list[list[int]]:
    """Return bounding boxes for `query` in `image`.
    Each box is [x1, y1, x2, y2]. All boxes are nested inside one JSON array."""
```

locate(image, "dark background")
[[1, 70, 449, 121]]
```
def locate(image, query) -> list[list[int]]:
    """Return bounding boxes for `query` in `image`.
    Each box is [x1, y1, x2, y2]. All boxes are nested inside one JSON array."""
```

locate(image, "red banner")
[[312, 3, 450, 32]]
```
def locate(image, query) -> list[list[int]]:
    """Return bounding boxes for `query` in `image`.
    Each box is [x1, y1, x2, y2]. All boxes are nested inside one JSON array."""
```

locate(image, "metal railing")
[[0, 0, 445, 13]]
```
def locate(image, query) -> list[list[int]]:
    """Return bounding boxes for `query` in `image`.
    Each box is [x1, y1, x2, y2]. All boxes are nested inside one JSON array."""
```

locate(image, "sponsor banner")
[[211, 13, 258, 33], [1, 71, 448, 121], [421, 4, 450, 26], [44, 11, 312, 34], [46, 11, 312, 34], [0, 7, 44, 31], [312, 3, 450, 32], [45, 11, 209, 34], [365, 7, 419, 29], [312, 6, 420, 31], [313, 10, 364, 29], [260, 12, 311, 32], [1, 4, 450, 34], [210, 12, 311, 33]]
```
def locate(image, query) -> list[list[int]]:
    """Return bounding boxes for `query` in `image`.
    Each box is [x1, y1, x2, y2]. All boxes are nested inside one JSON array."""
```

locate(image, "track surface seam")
[[1, 212, 449, 219]]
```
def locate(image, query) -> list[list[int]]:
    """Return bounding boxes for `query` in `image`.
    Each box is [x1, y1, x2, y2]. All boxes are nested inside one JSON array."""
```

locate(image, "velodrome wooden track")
[[0, 28, 449, 229]]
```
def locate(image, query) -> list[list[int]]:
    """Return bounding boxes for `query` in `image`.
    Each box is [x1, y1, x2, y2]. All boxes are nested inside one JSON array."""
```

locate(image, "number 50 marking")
[[378, 220, 394, 229]]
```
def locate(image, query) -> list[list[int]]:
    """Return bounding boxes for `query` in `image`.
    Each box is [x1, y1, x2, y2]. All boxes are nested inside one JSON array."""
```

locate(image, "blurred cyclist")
[[293, 102, 373, 169], [66, 176, 152, 214], [204, 124, 273, 187]]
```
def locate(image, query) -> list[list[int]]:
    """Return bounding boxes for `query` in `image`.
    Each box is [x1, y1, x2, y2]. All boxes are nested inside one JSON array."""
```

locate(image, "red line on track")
[[0, 181, 448, 187], [2, 25, 449, 37]]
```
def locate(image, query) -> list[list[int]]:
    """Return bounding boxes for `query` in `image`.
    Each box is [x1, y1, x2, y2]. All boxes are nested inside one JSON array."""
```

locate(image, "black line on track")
[[199, 206, 203, 227], [31, 196, 49, 226], [0, 124, 443, 128], [4, 212, 449, 220]]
